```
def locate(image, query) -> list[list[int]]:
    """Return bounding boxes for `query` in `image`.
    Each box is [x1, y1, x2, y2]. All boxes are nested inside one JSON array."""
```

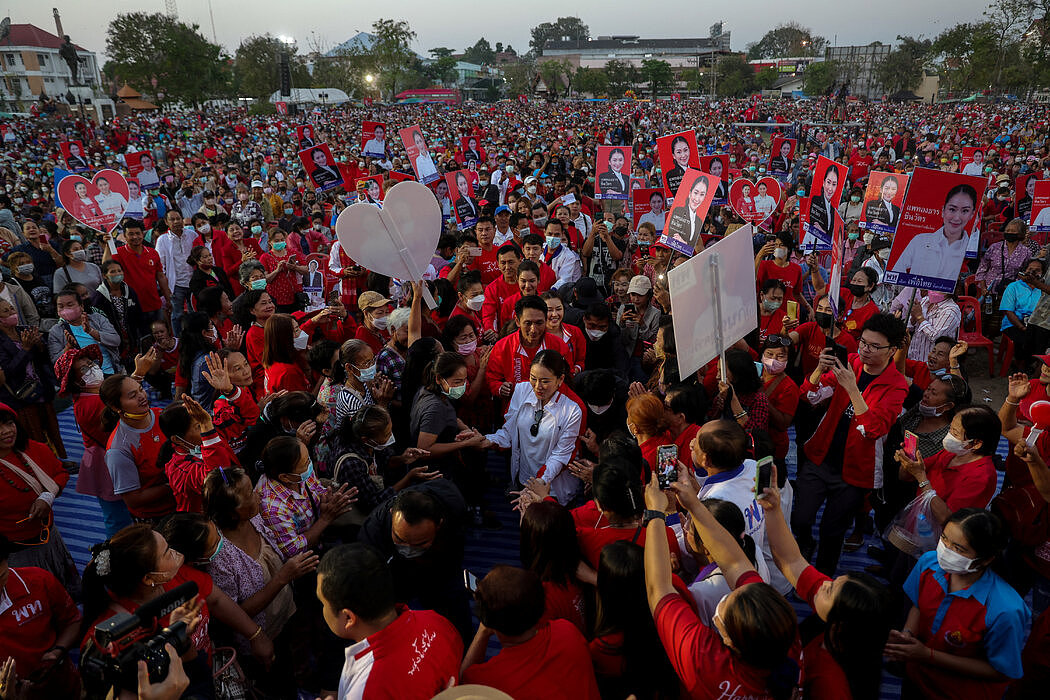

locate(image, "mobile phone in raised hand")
[[657, 445, 678, 489]]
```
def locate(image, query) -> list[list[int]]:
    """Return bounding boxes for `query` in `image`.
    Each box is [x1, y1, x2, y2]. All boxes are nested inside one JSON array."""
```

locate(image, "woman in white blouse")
[[484, 350, 584, 504]]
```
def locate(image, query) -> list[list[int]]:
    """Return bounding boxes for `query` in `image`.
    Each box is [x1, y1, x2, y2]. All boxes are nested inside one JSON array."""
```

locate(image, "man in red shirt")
[[481, 244, 522, 334], [485, 296, 570, 407], [104, 219, 172, 322], [521, 233, 558, 292], [461, 565, 600, 699], [318, 543, 463, 700], [839, 267, 880, 341], [848, 145, 874, 181], [468, 216, 500, 285]]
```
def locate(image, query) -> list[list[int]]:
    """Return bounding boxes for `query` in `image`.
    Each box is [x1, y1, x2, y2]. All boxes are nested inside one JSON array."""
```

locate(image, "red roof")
[[5, 23, 86, 51]]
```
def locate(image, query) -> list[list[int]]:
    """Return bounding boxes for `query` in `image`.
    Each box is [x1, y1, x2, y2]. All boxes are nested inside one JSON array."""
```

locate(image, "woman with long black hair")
[[520, 499, 585, 633]]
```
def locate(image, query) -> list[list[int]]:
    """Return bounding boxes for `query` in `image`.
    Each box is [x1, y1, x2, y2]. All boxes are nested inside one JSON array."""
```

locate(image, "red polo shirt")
[[839, 290, 879, 340], [113, 244, 163, 312], [924, 450, 997, 511], [468, 246, 500, 285], [0, 567, 81, 676]]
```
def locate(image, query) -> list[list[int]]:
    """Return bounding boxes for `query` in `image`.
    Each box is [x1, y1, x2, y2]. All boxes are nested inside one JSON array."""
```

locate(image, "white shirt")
[[889, 227, 972, 283], [962, 161, 984, 177], [95, 191, 128, 218], [493, 226, 514, 247], [638, 209, 666, 232], [753, 193, 776, 216], [572, 212, 592, 238], [890, 291, 962, 362], [1033, 206, 1050, 230], [486, 383, 583, 504], [544, 245, 582, 290], [362, 138, 386, 156], [156, 229, 197, 287], [414, 154, 438, 181]]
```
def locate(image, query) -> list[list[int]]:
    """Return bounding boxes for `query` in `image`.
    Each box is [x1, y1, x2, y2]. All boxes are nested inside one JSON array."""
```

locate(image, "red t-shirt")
[[468, 246, 500, 285], [0, 441, 70, 542], [795, 566, 852, 698], [354, 325, 385, 355], [113, 245, 163, 312], [674, 424, 701, 471], [925, 451, 998, 511], [764, 375, 801, 460], [757, 308, 788, 345], [577, 523, 681, 570], [541, 580, 586, 634], [757, 261, 804, 302], [462, 619, 601, 699], [839, 291, 879, 340], [795, 322, 858, 377], [639, 432, 674, 483], [264, 361, 311, 394], [1019, 378, 1050, 424], [653, 571, 775, 699], [245, 324, 266, 397], [0, 567, 81, 677]]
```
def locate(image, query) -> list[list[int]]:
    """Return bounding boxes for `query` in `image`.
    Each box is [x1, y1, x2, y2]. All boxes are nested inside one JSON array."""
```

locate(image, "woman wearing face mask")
[[974, 218, 1039, 300], [681, 497, 760, 625], [255, 435, 357, 558], [756, 232, 804, 303], [233, 289, 276, 396], [1000, 257, 1050, 369], [842, 222, 866, 270], [886, 508, 1029, 700], [450, 270, 486, 328], [542, 291, 586, 375], [91, 259, 145, 369], [356, 290, 392, 354], [7, 251, 53, 320], [260, 229, 307, 313], [840, 268, 881, 340], [158, 396, 238, 513], [0, 295, 63, 451], [838, 186, 864, 225], [218, 221, 264, 296], [188, 244, 234, 301], [375, 307, 413, 406], [441, 316, 493, 430], [262, 313, 311, 395], [332, 405, 439, 515], [47, 288, 121, 374], [11, 220, 62, 287], [624, 393, 672, 482], [789, 294, 859, 377], [51, 239, 102, 294], [756, 279, 788, 346], [54, 346, 131, 535]]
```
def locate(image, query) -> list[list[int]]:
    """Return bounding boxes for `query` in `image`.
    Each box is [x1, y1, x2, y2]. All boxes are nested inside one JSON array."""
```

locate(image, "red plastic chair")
[[957, 295, 996, 376], [998, 335, 1014, 377]]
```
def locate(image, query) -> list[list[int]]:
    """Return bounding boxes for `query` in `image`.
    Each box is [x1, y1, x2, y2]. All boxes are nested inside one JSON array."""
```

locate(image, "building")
[[824, 43, 891, 99], [540, 34, 732, 72], [0, 21, 102, 110]]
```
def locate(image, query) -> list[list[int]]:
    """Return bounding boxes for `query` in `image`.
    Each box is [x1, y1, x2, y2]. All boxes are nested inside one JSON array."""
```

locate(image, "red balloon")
[[1030, 400, 1050, 426]]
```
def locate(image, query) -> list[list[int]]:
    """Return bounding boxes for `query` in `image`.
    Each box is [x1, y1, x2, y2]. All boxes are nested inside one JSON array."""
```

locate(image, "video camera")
[[80, 581, 198, 697]]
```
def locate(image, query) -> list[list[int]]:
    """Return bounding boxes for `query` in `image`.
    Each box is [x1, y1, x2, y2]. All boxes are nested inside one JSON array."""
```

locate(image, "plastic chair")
[[956, 295, 996, 376], [998, 335, 1014, 377]]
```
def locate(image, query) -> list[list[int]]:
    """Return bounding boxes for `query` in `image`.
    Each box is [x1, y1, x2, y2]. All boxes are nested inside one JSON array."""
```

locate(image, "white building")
[[0, 22, 102, 109]]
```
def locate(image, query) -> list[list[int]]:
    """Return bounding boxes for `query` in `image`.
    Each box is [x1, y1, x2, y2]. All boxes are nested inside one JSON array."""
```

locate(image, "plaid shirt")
[[255, 473, 327, 557], [376, 346, 406, 401]]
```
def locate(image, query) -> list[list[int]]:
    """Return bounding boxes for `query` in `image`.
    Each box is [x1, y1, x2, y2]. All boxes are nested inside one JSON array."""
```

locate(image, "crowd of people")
[[0, 93, 1048, 699]]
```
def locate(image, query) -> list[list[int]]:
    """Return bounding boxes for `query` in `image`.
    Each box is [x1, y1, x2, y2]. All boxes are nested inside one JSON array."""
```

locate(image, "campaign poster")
[[124, 178, 143, 220], [804, 156, 846, 242], [400, 126, 440, 184], [729, 177, 781, 227], [298, 143, 345, 193], [798, 198, 827, 251], [699, 155, 730, 205], [361, 121, 388, 158], [595, 145, 632, 201], [275, 101, 288, 115], [55, 168, 130, 233], [659, 169, 717, 256], [633, 188, 667, 233], [1017, 173, 1039, 223], [767, 137, 796, 179], [1029, 180, 1050, 233], [60, 140, 90, 173], [884, 168, 985, 293], [859, 171, 909, 235], [297, 124, 319, 150], [125, 150, 160, 190], [446, 170, 480, 230], [657, 130, 699, 199], [387, 170, 415, 184], [302, 259, 326, 310], [355, 175, 385, 204], [460, 136, 486, 166], [959, 146, 987, 178]]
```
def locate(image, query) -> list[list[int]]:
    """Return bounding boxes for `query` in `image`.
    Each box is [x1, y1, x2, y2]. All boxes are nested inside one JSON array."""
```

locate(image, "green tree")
[[715, 55, 755, 97], [983, 0, 1033, 90], [640, 59, 674, 98], [679, 68, 707, 96], [104, 12, 225, 107], [502, 63, 535, 95], [754, 66, 779, 90], [877, 35, 933, 94], [232, 34, 311, 101], [425, 55, 459, 86], [463, 38, 495, 65], [747, 22, 826, 59], [370, 18, 418, 99], [574, 66, 608, 96], [604, 59, 639, 96], [538, 59, 571, 98], [429, 47, 454, 59], [530, 17, 589, 55], [802, 60, 838, 96], [495, 42, 504, 53], [933, 22, 999, 93]]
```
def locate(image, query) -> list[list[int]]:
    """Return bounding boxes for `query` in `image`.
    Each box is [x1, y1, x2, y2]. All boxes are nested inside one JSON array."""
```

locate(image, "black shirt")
[[825, 370, 876, 468]]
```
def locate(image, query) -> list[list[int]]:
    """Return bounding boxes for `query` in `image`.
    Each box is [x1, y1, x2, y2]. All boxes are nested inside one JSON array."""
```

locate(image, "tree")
[[369, 18, 418, 99], [802, 60, 838, 96], [715, 55, 755, 97], [530, 17, 589, 55], [429, 47, 454, 58], [877, 35, 932, 94], [104, 12, 226, 107], [640, 59, 674, 98], [983, 0, 1034, 90], [933, 22, 1001, 93], [495, 42, 504, 53], [502, 63, 535, 95], [425, 55, 458, 86], [574, 66, 608, 96], [754, 66, 780, 90], [537, 59, 571, 98], [463, 38, 495, 65], [747, 22, 826, 59], [604, 59, 639, 96], [680, 68, 707, 96], [232, 34, 311, 101]]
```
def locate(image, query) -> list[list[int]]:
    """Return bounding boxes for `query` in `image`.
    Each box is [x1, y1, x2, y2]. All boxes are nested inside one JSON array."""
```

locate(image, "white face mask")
[[466, 294, 485, 311], [371, 315, 389, 330], [293, 330, 309, 350], [774, 247, 788, 260], [936, 539, 979, 574], [80, 364, 104, 388], [942, 433, 972, 455], [588, 402, 612, 415], [863, 233, 875, 245], [586, 328, 606, 341]]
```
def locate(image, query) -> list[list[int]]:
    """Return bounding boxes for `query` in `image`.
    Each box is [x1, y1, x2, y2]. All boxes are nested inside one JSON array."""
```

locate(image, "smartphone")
[[755, 456, 774, 499], [468, 247, 483, 257], [903, 431, 918, 460], [638, 244, 650, 257], [657, 445, 678, 489], [825, 336, 849, 366], [623, 303, 636, 314], [463, 569, 479, 593], [786, 300, 798, 321]]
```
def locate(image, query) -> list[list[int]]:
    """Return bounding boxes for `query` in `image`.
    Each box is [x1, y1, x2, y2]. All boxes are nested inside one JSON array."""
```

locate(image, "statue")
[[59, 35, 79, 85]]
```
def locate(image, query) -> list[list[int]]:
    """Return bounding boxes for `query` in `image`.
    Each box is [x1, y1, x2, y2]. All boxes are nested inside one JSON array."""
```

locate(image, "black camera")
[[81, 582, 197, 697]]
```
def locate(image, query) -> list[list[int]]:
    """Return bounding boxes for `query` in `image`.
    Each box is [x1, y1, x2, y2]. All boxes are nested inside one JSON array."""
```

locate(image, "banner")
[[1017, 173, 1039, 223], [699, 155, 730, 205], [670, 225, 758, 378], [275, 101, 288, 115], [360, 121, 388, 158], [657, 130, 699, 198], [55, 168, 130, 233], [767, 137, 796, 180], [125, 151, 160, 190], [858, 170, 909, 235], [884, 168, 985, 293], [1030, 180, 1050, 232], [660, 169, 717, 256], [460, 136, 486, 166], [355, 175, 385, 204], [595, 145, 632, 200], [729, 177, 782, 227], [633, 188, 667, 233], [296, 124, 318, 149], [400, 126, 440, 184], [446, 170, 480, 230], [298, 143, 345, 193], [959, 146, 986, 177], [59, 141, 90, 173]]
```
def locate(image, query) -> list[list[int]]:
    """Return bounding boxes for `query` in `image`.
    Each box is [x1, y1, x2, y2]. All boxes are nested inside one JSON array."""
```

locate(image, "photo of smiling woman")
[[597, 146, 630, 200], [663, 171, 716, 256]]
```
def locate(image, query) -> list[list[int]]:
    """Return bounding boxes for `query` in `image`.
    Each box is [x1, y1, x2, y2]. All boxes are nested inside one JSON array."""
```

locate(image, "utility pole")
[[164, 0, 178, 19]]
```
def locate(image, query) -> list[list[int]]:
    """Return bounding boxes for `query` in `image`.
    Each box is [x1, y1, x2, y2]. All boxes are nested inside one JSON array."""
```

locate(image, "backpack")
[[991, 484, 1050, 548]]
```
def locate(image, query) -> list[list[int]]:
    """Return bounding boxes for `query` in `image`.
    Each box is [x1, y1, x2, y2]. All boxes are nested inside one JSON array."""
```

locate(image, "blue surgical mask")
[[545, 235, 561, 249], [754, 361, 765, 377], [289, 461, 314, 483], [251, 225, 263, 235], [357, 363, 377, 382], [250, 279, 267, 290], [443, 381, 467, 400]]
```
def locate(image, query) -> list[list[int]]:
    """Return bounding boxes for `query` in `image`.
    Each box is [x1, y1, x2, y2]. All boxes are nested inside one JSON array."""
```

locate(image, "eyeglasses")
[[530, 408, 545, 437], [857, 338, 892, 352], [765, 334, 792, 347]]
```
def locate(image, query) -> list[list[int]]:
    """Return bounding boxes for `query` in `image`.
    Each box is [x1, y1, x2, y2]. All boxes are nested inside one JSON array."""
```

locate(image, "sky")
[[18, 0, 993, 62]]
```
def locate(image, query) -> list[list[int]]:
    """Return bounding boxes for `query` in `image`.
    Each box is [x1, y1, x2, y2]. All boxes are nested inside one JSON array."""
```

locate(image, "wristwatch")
[[643, 509, 666, 526]]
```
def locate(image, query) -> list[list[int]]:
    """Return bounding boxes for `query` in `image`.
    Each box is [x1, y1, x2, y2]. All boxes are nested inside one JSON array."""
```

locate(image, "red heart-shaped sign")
[[1031, 400, 1050, 427], [56, 169, 130, 233], [729, 177, 782, 225]]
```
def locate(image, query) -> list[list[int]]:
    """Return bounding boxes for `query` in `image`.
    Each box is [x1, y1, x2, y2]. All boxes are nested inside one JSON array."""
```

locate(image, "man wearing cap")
[[620, 275, 662, 381], [356, 291, 391, 355], [493, 205, 514, 246], [250, 180, 273, 222], [176, 180, 203, 219]]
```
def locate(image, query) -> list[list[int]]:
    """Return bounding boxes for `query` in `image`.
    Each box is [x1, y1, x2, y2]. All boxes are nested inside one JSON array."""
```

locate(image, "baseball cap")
[[357, 291, 391, 311], [251, 180, 263, 188], [524, 176, 537, 185], [628, 275, 652, 295], [495, 205, 510, 214]]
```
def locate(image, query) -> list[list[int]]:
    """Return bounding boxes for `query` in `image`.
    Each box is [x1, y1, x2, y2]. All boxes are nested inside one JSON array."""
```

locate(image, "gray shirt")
[[52, 261, 103, 294]]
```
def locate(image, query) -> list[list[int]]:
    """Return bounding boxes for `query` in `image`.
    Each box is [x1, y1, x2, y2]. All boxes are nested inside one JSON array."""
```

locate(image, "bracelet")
[[248, 625, 263, 642], [1006, 399, 1020, 406], [131, 374, 145, 382], [917, 480, 931, 489], [734, 410, 748, 420]]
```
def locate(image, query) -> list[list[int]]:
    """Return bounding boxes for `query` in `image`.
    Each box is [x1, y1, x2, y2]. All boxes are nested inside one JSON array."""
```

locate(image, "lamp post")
[[365, 73, 376, 102]]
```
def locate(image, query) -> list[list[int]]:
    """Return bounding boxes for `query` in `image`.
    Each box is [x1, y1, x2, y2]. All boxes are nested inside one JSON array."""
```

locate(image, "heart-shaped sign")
[[335, 180, 441, 281], [56, 169, 130, 233], [728, 177, 782, 225]]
